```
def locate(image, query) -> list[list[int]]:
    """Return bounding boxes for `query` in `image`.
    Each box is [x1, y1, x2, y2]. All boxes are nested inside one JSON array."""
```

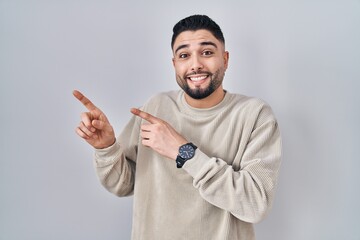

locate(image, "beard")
[[176, 68, 225, 100]]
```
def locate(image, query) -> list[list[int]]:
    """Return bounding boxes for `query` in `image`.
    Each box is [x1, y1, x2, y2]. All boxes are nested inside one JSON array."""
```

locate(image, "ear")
[[172, 57, 175, 67], [223, 51, 229, 70]]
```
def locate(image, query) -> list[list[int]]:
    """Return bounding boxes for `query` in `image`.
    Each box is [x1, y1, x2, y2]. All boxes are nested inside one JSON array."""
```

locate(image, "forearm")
[[182, 121, 282, 223], [94, 139, 136, 197]]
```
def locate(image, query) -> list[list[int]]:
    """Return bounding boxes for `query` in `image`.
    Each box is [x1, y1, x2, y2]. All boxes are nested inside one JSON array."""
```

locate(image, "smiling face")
[[172, 30, 229, 107]]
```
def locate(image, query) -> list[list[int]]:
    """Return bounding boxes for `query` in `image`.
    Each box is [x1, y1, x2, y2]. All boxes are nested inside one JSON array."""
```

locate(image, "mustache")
[[185, 71, 212, 78]]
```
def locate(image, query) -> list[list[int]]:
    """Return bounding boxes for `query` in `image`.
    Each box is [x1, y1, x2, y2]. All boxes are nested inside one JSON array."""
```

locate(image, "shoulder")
[[148, 91, 178, 102], [145, 90, 178, 104], [227, 92, 277, 123], [141, 91, 179, 111], [228, 92, 271, 111]]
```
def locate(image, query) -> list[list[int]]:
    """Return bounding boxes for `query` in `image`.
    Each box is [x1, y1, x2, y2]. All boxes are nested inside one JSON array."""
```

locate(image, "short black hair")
[[171, 15, 225, 49]]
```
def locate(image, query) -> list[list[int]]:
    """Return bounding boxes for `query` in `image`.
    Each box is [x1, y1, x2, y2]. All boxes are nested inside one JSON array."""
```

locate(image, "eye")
[[202, 50, 213, 56], [179, 53, 189, 59]]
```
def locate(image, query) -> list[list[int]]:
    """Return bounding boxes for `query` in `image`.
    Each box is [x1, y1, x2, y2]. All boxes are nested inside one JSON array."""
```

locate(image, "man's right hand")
[[73, 90, 116, 149]]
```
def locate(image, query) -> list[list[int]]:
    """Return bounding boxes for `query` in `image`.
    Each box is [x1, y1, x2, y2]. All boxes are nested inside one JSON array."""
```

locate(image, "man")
[[74, 15, 281, 240]]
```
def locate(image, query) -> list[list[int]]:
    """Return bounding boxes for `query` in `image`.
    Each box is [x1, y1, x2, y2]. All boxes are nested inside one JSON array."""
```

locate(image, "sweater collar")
[[178, 90, 231, 117]]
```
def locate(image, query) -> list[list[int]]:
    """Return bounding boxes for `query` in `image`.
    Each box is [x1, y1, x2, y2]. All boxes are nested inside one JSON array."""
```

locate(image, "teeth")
[[189, 75, 207, 81]]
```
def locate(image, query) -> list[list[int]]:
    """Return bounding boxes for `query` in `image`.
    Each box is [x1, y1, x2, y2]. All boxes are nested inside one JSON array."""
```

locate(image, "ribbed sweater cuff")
[[182, 150, 210, 178], [94, 139, 121, 167]]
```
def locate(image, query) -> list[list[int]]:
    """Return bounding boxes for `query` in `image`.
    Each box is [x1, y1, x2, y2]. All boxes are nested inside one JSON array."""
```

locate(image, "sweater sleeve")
[[182, 117, 282, 223], [93, 115, 140, 197]]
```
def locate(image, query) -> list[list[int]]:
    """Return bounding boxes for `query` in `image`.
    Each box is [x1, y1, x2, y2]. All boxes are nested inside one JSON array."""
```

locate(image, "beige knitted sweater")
[[94, 90, 282, 240]]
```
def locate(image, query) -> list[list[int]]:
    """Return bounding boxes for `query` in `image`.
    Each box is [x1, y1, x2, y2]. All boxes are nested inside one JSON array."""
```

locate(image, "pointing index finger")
[[73, 90, 97, 111], [131, 108, 161, 124]]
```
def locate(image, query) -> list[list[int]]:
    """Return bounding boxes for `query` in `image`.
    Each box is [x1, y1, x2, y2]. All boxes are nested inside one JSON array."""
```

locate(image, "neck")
[[184, 86, 225, 108]]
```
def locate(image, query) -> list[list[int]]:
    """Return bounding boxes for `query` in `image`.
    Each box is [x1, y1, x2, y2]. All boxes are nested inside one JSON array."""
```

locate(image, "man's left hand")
[[131, 108, 188, 160]]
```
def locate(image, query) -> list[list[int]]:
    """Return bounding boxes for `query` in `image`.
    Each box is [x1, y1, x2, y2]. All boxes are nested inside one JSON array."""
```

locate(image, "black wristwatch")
[[176, 142, 197, 168]]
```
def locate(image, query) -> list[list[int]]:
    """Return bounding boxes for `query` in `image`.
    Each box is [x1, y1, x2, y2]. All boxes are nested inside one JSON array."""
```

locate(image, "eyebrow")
[[174, 41, 218, 54]]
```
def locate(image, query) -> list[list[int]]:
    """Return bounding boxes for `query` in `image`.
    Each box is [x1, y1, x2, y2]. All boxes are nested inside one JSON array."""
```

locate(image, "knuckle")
[[80, 112, 88, 118], [81, 113, 92, 125], [153, 124, 161, 131]]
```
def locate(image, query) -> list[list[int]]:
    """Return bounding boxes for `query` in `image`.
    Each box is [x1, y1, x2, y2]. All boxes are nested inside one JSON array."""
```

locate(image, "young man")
[[74, 15, 281, 240]]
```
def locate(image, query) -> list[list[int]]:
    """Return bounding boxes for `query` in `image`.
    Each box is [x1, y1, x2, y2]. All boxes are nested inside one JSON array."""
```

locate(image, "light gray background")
[[1, 0, 359, 239]]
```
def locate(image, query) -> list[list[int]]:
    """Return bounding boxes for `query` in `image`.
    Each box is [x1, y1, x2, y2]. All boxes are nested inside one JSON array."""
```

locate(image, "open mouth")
[[186, 74, 210, 86], [188, 75, 208, 82]]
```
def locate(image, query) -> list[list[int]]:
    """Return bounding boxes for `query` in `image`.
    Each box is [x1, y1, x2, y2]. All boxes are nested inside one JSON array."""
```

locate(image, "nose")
[[190, 55, 203, 72]]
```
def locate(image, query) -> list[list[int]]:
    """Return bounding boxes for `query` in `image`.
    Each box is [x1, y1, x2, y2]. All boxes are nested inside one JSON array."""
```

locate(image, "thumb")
[[92, 119, 111, 131]]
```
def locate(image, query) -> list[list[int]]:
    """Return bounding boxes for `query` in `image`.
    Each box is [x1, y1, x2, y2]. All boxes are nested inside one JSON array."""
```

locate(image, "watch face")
[[179, 144, 195, 160]]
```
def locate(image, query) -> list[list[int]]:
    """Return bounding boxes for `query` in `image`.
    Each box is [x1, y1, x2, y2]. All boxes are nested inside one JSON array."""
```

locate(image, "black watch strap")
[[176, 155, 186, 168]]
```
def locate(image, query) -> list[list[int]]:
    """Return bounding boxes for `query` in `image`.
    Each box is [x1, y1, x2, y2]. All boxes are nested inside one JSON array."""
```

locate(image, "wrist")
[[95, 137, 116, 149]]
